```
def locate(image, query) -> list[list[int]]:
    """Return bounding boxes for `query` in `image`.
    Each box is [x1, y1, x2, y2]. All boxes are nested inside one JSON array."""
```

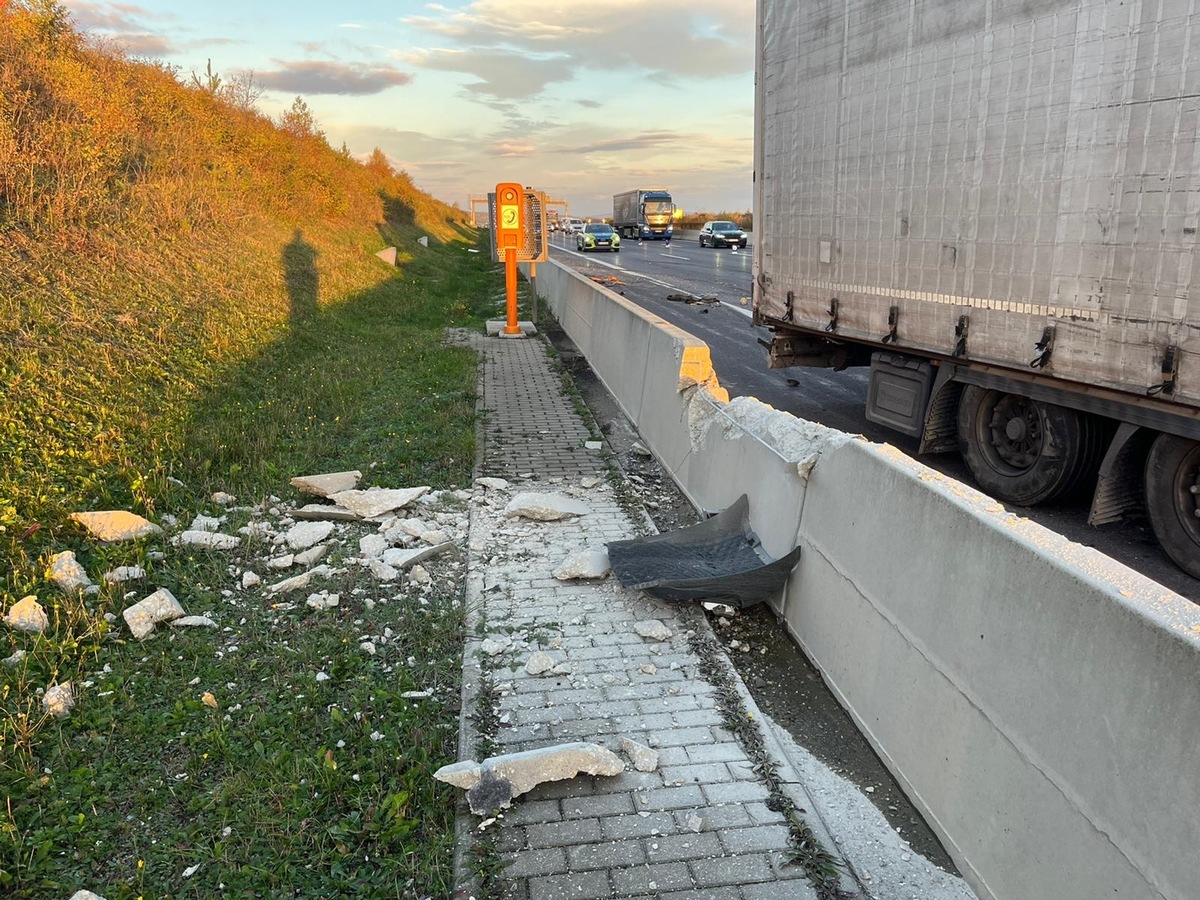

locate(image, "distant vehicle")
[[613, 189, 674, 240], [564, 217, 585, 235], [577, 223, 620, 253], [699, 221, 748, 249]]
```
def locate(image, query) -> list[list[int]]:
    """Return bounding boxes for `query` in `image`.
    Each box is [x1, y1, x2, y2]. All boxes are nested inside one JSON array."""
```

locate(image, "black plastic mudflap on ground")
[[606, 495, 801, 608]]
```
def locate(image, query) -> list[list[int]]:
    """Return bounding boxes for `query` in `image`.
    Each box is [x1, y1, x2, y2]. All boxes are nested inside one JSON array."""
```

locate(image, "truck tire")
[[957, 385, 1100, 506], [1144, 433, 1200, 578]]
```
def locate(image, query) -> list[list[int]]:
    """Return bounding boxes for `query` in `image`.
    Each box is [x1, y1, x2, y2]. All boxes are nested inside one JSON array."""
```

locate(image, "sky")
[[58, 0, 756, 218]]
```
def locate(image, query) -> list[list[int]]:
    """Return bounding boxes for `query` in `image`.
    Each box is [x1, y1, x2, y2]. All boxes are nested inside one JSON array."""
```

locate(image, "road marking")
[[551, 244, 751, 313]]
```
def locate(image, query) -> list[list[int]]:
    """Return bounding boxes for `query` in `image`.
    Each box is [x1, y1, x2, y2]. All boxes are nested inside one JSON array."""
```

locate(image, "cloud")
[[62, 1, 176, 54], [403, 1, 752, 97], [257, 61, 413, 96], [489, 142, 537, 158], [558, 130, 687, 155], [403, 47, 574, 101], [62, 0, 158, 32], [575, 99, 602, 109]]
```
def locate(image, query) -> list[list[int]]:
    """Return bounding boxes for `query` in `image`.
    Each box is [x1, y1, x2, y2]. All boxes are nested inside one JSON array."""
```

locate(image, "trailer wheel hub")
[[987, 395, 1042, 471]]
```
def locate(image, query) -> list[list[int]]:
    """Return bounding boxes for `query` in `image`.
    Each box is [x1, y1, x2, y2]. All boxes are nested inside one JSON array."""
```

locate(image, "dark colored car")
[[699, 220, 748, 248], [577, 223, 620, 253]]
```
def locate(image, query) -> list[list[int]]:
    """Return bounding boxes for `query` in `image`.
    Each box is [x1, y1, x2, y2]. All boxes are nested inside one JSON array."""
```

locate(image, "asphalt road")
[[547, 231, 1200, 602]]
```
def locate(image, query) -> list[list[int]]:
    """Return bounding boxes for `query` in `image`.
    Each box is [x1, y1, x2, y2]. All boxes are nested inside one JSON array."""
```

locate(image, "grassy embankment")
[[1, 4, 498, 896]]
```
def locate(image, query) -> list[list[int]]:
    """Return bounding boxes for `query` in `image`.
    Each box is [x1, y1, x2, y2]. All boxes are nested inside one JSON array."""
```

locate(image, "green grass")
[[0, 233, 502, 897]]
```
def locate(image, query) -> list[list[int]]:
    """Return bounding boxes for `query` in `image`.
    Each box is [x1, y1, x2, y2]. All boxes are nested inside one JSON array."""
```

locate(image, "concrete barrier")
[[529, 258, 1200, 900]]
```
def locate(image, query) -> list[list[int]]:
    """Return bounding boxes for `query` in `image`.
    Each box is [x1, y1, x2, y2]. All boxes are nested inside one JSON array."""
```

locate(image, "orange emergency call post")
[[495, 182, 525, 335]]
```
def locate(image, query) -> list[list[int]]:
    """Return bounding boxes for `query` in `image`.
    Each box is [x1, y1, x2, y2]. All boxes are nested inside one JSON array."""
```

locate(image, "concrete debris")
[[291, 503, 362, 522], [210, 491, 236, 505], [171, 616, 217, 628], [104, 565, 147, 584], [620, 736, 660, 773], [42, 681, 75, 718], [408, 564, 432, 584], [69, 510, 162, 542], [368, 559, 400, 582], [329, 486, 429, 519], [382, 542, 454, 570], [580, 476, 603, 489], [475, 477, 510, 491], [123, 588, 186, 639], [177, 530, 241, 550], [290, 470, 363, 498], [633, 619, 673, 642], [701, 602, 739, 616], [584, 440, 603, 450], [359, 534, 388, 558], [241, 571, 262, 589], [503, 492, 591, 521], [267, 564, 332, 595], [5, 596, 48, 634], [630, 441, 653, 456], [306, 591, 340, 611], [50, 550, 94, 594], [480, 637, 511, 656], [4, 649, 27, 667], [525, 651, 557, 675], [685, 813, 705, 833], [69, 891, 107, 900], [553, 549, 610, 581], [434, 742, 625, 814], [284, 521, 335, 550], [402, 690, 432, 699], [551, 662, 573, 675], [189, 514, 222, 532], [640, 663, 657, 675], [267, 554, 295, 569], [294, 544, 328, 567]]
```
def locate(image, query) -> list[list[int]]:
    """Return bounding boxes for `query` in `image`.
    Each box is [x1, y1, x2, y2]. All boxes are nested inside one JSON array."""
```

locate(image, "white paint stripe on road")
[[552, 245, 753, 317]]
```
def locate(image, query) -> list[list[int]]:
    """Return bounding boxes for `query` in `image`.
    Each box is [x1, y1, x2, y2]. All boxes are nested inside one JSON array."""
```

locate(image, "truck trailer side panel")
[[754, 0, 1200, 406]]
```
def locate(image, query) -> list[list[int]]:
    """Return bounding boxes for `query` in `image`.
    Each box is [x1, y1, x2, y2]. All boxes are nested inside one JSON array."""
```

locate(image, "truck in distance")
[[613, 189, 675, 240], [752, 0, 1200, 577]]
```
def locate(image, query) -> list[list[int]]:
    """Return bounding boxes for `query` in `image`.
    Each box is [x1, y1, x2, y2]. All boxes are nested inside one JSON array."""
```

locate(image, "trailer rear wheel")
[[1144, 434, 1200, 578], [957, 386, 1099, 506]]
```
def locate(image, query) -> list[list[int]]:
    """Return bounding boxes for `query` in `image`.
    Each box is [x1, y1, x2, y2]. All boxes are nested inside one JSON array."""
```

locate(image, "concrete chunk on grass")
[[123, 588, 186, 640], [290, 470, 362, 498], [69, 510, 163, 542]]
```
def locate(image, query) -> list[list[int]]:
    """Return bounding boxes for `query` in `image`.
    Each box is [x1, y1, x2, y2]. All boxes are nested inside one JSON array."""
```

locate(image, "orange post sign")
[[495, 182, 525, 335]]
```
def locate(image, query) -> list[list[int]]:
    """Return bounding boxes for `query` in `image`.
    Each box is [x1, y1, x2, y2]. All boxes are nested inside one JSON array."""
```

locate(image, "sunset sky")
[[60, 0, 755, 217]]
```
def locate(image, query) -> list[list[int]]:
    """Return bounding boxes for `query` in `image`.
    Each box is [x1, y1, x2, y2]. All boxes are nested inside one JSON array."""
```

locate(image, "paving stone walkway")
[[456, 333, 823, 899]]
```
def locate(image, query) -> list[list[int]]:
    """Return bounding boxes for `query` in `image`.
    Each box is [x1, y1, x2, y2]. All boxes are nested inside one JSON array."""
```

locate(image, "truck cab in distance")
[[613, 189, 674, 240]]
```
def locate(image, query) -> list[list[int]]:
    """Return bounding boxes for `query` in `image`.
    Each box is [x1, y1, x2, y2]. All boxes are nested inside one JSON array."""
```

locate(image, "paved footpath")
[[454, 333, 828, 900]]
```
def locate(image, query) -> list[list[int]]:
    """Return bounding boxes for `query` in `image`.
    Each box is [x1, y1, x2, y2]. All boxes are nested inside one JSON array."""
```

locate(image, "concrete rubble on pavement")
[[448, 330, 978, 899]]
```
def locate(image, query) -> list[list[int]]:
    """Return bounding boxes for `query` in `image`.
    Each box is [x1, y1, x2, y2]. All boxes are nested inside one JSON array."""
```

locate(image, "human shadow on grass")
[[282, 228, 319, 323]]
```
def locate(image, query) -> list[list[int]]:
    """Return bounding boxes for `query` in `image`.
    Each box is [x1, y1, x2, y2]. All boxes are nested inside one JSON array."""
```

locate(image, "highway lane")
[[546, 232, 1200, 601]]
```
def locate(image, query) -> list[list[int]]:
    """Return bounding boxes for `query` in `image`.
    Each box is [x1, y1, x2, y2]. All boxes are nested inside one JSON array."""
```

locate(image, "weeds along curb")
[[450, 325, 497, 899], [681, 605, 863, 900]]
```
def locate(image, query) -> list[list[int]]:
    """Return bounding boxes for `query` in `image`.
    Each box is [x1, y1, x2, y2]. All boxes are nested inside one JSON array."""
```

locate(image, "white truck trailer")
[[753, 0, 1200, 577]]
